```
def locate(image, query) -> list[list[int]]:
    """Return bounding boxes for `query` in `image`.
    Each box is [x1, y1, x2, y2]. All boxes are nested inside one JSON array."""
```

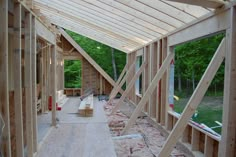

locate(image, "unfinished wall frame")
[[122, 4, 236, 157], [0, 0, 11, 157]]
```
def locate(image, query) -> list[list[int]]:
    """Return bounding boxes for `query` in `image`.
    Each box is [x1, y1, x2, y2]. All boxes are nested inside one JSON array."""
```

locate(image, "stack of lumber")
[[78, 94, 94, 117]]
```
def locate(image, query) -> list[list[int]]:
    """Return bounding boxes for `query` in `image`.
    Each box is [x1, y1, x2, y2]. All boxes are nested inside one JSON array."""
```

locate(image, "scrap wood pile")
[[104, 100, 186, 157]]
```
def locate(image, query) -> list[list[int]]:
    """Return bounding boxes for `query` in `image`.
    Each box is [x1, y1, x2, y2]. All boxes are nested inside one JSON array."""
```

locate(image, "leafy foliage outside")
[[174, 33, 225, 97], [174, 33, 225, 134], [66, 30, 126, 79], [64, 60, 81, 88]]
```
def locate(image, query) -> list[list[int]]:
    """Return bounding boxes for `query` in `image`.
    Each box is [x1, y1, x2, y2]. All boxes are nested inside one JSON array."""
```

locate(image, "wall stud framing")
[[24, 11, 33, 157], [159, 38, 226, 157], [121, 52, 174, 135], [13, 2, 24, 157], [0, 0, 11, 156]]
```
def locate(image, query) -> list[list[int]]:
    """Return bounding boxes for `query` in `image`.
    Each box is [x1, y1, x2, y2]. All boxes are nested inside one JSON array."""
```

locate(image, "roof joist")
[[31, 0, 220, 53], [166, 0, 226, 9]]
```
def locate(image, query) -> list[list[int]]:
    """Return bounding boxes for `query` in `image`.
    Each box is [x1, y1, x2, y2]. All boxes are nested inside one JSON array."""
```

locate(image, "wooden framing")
[[111, 62, 147, 114], [107, 61, 136, 105], [0, 0, 236, 156], [160, 38, 169, 126], [31, 16, 38, 153], [51, 45, 57, 126], [159, 38, 226, 157], [24, 12, 33, 157], [35, 20, 56, 44], [168, 9, 230, 46], [33, 0, 212, 52], [219, 6, 236, 157], [0, 0, 11, 156], [121, 52, 174, 135], [60, 29, 119, 90], [166, 0, 226, 8], [109, 64, 127, 97], [13, 3, 24, 157]]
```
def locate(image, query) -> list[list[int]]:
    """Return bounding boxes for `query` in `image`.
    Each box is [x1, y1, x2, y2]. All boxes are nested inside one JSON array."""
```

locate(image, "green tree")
[[66, 30, 126, 79]]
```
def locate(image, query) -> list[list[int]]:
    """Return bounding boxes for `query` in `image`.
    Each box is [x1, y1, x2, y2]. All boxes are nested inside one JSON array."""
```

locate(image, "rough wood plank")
[[204, 136, 214, 156], [31, 16, 38, 153], [191, 128, 200, 151], [51, 45, 57, 126], [159, 38, 226, 157], [219, 6, 236, 157], [166, 0, 226, 8], [109, 64, 127, 97], [111, 62, 147, 114], [35, 19, 56, 44], [168, 9, 230, 46], [0, 0, 11, 156], [161, 38, 168, 126], [13, 3, 24, 157], [24, 12, 33, 157], [107, 62, 136, 105], [156, 40, 161, 123], [121, 52, 174, 135]]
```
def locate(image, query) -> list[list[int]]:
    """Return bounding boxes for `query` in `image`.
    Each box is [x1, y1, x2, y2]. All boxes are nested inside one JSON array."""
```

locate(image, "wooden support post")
[[191, 128, 200, 151], [46, 44, 51, 111], [165, 46, 174, 128], [99, 74, 103, 94], [24, 12, 33, 157], [41, 44, 46, 113], [148, 44, 153, 116], [13, 2, 24, 157], [121, 52, 174, 135], [107, 62, 135, 105], [150, 42, 158, 119], [219, 6, 236, 157], [158, 38, 226, 157], [51, 45, 57, 126], [161, 38, 168, 126], [0, 0, 11, 156], [156, 40, 162, 123], [111, 62, 147, 114], [31, 16, 38, 153], [109, 64, 127, 97], [204, 136, 214, 156], [144, 46, 149, 112]]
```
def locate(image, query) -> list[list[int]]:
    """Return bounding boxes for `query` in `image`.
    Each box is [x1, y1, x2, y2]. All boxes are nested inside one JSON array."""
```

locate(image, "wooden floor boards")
[[37, 97, 117, 157]]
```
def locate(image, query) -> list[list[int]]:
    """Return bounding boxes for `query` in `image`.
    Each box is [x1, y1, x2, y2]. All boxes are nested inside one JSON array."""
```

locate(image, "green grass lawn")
[[174, 96, 223, 134]]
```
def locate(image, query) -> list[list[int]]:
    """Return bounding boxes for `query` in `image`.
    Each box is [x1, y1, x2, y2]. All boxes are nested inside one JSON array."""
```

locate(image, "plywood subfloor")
[[37, 97, 117, 157]]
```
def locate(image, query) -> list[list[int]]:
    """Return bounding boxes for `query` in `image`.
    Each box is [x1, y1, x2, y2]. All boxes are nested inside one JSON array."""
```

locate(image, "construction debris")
[[104, 99, 187, 157]]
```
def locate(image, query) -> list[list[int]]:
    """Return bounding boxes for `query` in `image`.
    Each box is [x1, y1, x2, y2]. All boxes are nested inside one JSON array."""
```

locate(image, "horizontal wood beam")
[[168, 8, 230, 46], [159, 38, 226, 157], [121, 51, 174, 135], [166, 0, 226, 9], [35, 19, 56, 44]]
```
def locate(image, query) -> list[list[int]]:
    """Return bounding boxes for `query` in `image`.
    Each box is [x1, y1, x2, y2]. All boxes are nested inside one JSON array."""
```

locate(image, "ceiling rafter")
[[31, 0, 220, 53], [34, 0, 153, 45], [68, 0, 164, 36], [166, 0, 226, 9]]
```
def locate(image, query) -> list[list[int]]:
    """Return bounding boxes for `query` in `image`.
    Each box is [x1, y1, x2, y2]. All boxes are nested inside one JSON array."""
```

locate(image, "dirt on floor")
[[103, 99, 188, 157]]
